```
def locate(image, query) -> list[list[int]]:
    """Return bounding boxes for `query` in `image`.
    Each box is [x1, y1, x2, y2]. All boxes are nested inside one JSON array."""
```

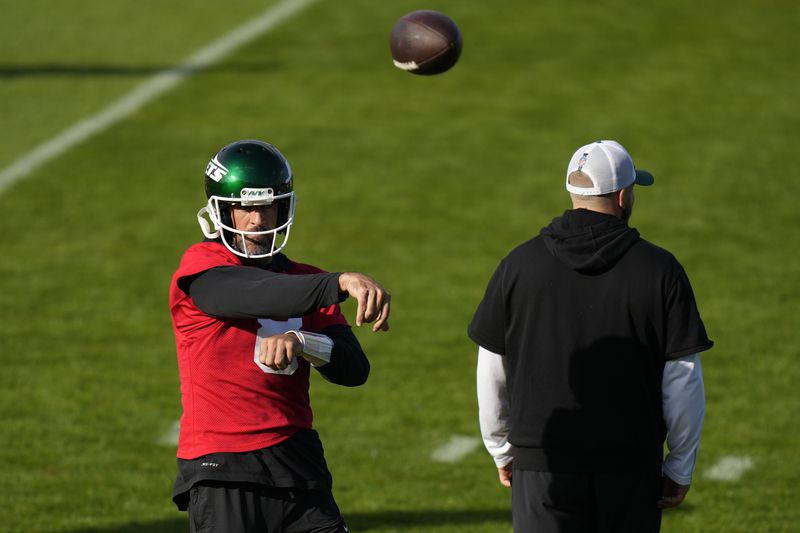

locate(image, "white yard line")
[[0, 0, 320, 195], [431, 435, 481, 463], [704, 455, 755, 481], [158, 420, 181, 447]]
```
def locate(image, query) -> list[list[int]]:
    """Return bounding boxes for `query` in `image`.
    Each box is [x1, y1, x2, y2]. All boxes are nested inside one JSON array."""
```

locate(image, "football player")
[[169, 139, 389, 532]]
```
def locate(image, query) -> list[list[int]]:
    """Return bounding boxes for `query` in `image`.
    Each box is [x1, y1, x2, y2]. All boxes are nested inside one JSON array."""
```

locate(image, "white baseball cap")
[[566, 140, 654, 196]]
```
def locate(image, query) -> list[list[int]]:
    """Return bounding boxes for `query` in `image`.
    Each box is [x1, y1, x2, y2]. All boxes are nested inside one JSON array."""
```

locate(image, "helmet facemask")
[[197, 187, 296, 259]]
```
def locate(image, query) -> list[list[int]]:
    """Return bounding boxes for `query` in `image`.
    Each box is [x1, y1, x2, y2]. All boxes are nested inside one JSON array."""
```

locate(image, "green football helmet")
[[197, 140, 296, 259]]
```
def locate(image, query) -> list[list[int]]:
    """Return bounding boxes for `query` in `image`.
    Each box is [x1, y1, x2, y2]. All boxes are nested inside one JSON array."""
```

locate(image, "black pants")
[[188, 481, 348, 533], [512, 469, 662, 533]]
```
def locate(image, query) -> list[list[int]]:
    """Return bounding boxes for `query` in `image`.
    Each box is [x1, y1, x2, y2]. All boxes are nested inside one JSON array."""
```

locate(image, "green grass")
[[1, 0, 798, 531]]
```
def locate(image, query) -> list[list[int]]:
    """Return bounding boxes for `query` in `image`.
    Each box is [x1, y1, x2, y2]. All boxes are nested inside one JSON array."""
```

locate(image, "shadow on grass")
[[347, 508, 510, 529], [0, 62, 279, 78], [663, 502, 696, 514], [67, 520, 187, 533], [66, 508, 510, 532]]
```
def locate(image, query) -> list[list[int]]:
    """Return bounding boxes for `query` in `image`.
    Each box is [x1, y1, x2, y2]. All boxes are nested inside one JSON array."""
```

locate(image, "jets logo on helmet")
[[196, 140, 296, 259], [205, 156, 229, 182]]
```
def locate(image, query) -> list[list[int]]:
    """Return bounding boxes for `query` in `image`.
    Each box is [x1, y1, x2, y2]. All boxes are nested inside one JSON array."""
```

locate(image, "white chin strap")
[[196, 194, 295, 259]]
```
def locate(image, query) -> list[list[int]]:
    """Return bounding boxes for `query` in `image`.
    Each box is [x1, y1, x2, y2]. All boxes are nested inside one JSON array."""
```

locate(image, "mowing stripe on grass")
[[0, 0, 320, 195], [431, 435, 481, 463], [704, 455, 754, 481]]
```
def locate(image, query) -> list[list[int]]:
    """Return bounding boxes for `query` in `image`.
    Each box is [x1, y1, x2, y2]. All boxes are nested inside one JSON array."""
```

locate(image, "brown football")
[[390, 10, 462, 75]]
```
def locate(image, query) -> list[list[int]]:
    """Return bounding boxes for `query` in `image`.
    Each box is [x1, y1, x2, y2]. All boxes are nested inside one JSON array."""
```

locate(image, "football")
[[390, 10, 462, 75]]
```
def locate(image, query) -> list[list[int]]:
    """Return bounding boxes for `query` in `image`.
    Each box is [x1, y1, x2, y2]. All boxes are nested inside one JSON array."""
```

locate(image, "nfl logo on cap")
[[566, 140, 654, 196]]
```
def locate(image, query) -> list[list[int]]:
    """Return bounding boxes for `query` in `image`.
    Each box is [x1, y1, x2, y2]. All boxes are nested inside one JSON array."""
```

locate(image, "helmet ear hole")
[[276, 199, 289, 230], [219, 204, 234, 229]]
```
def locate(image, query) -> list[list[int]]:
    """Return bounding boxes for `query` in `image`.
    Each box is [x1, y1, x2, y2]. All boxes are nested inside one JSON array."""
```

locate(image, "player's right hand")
[[338, 272, 391, 332], [258, 332, 303, 370]]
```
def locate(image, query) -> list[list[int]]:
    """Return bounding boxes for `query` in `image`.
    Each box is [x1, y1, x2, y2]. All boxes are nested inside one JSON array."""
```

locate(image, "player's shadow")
[[537, 336, 666, 473], [536, 337, 676, 526], [65, 508, 510, 532], [0, 62, 279, 78]]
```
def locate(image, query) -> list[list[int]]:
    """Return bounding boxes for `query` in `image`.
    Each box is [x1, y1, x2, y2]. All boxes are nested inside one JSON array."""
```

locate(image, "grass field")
[[1, 0, 798, 531]]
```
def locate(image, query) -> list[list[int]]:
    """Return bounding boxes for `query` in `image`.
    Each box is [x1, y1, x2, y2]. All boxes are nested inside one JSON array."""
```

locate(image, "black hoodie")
[[469, 209, 712, 472], [540, 209, 640, 273]]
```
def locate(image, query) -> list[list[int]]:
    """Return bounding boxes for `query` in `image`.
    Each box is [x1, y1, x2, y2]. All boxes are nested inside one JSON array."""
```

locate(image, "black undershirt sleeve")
[[184, 266, 345, 319], [315, 324, 370, 387]]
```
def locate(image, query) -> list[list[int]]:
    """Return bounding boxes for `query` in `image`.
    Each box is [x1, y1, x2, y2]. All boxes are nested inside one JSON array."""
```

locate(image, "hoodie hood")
[[540, 209, 640, 273]]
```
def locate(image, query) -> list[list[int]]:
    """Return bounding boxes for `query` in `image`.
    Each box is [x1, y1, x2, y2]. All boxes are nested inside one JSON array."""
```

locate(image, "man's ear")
[[616, 189, 626, 209]]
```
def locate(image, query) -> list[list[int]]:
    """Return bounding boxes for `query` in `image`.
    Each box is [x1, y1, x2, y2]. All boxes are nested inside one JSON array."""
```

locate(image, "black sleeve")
[[663, 268, 714, 359], [314, 324, 370, 387], [467, 259, 507, 355], [184, 266, 345, 319]]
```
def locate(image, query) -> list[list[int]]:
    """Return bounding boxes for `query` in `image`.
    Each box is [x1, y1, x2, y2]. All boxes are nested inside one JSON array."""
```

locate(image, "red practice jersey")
[[169, 241, 348, 459]]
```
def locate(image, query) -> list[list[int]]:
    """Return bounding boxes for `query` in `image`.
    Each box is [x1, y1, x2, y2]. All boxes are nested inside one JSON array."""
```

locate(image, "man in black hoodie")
[[468, 140, 712, 533]]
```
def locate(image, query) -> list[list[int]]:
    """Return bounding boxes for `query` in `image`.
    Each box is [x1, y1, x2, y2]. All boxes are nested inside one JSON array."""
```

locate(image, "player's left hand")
[[657, 475, 690, 509], [338, 272, 391, 332], [258, 333, 303, 370]]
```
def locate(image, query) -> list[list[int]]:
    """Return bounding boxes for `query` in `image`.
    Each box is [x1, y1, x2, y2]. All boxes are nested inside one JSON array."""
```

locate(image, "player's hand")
[[258, 333, 303, 370], [338, 272, 391, 332], [657, 475, 690, 509], [498, 462, 513, 488]]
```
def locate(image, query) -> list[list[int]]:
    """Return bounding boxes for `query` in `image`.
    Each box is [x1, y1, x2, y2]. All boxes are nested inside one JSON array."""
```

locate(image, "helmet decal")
[[205, 156, 229, 182]]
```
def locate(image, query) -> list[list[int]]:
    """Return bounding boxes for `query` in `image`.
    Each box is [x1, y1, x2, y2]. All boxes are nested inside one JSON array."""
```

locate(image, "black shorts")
[[511, 469, 662, 533], [188, 481, 348, 533]]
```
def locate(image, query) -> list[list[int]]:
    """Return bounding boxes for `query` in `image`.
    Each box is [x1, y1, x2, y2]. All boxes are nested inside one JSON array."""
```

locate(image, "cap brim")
[[634, 169, 654, 186]]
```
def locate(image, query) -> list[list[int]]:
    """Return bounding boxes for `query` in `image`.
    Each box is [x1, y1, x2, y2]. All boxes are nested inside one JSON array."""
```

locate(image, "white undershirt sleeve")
[[477, 346, 513, 467], [662, 353, 705, 485]]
